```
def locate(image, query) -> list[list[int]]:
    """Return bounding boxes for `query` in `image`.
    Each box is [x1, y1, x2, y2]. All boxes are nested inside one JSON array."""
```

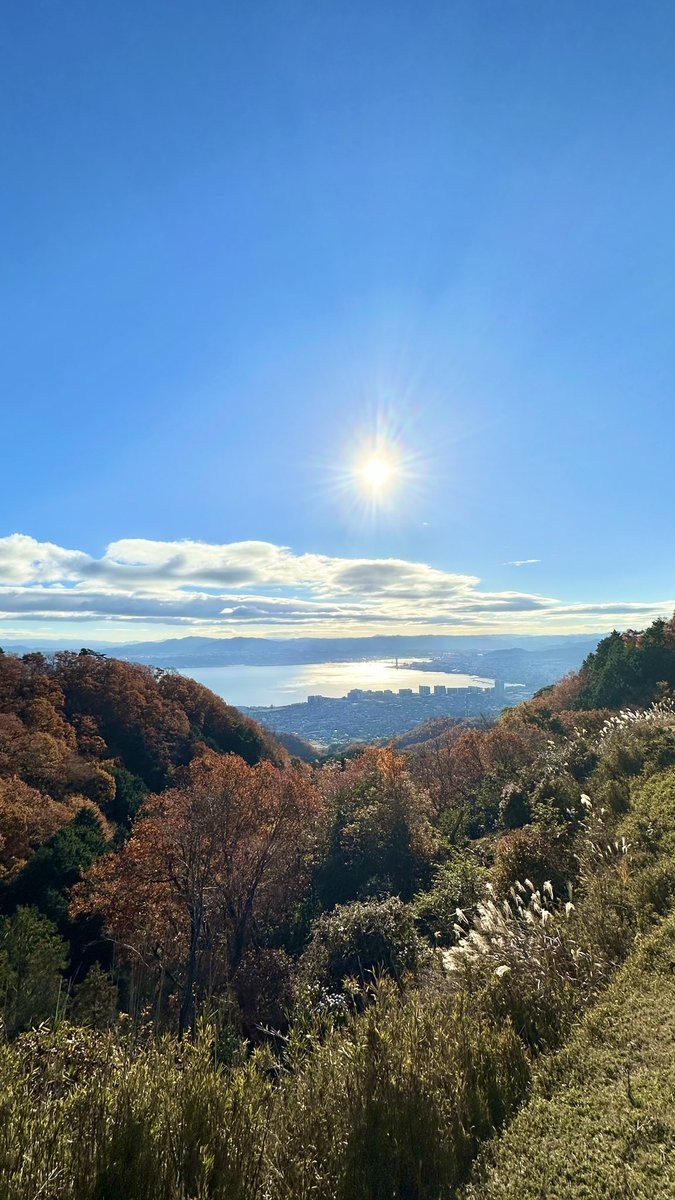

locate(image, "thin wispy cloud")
[[504, 559, 541, 567], [0, 534, 671, 639]]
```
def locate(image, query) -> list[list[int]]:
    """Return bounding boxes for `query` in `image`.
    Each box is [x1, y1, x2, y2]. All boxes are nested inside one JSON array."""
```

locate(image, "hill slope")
[[464, 914, 675, 1200]]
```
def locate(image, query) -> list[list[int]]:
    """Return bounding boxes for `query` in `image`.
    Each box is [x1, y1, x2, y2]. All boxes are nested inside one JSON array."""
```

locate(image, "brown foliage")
[[74, 750, 322, 1033], [325, 746, 439, 848], [411, 721, 546, 830], [0, 775, 102, 882]]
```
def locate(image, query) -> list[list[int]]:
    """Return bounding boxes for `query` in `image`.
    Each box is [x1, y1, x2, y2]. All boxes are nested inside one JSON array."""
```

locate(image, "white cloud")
[[0, 534, 672, 638], [503, 558, 541, 567]]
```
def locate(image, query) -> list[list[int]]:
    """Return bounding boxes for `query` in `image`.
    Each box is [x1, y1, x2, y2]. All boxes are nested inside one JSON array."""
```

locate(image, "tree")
[[0, 906, 67, 1035], [315, 747, 438, 908], [69, 962, 118, 1028], [573, 616, 675, 710], [9, 806, 109, 929], [0, 775, 73, 883], [410, 722, 546, 841], [74, 751, 322, 1035]]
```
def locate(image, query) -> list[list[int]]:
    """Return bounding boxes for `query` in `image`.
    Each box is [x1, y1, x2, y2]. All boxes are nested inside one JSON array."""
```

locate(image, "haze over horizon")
[[3, 3, 675, 643]]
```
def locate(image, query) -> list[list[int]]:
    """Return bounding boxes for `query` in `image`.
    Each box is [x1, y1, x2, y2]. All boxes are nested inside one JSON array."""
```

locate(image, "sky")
[[2, 1, 675, 643]]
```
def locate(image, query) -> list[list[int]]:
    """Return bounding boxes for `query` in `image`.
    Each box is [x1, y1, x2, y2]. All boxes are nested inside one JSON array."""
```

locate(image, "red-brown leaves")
[[74, 751, 322, 1029]]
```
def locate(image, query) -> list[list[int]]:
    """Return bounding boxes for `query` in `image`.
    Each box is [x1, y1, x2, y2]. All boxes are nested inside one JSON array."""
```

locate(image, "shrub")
[[0, 989, 532, 1200], [529, 770, 585, 828], [619, 764, 675, 863], [498, 781, 531, 830], [491, 826, 576, 900], [445, 817, 637, 1054], [68, 963, 118, 1029], [0, 1023, 270, 1200], [462, 915, 675, 1200], [232, 947, 294, 1038], [413, 853, 487, 946], [298, 897, 431, 995], [315, 748, 438, 908]]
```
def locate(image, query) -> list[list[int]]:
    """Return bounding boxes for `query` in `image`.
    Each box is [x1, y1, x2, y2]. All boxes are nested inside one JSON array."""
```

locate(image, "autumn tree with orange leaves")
[[410, 721, 547, 839], [74, 750, 322, 1034]]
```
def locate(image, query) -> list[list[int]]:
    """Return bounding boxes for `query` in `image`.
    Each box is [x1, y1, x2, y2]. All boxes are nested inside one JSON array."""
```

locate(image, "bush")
[[298, 897, 431, 995], [619, 764, 675, 863], [498, 781, 532, 830], [68, 963, 118, 1029], [0, 1023, 270, 1200], [491, 826, 576, 900], [0, 986, 532, 1200], [413, 854, 487, 946], [462, 915, 675, 1200], [315, 748, 438, 908], [270, 981, 531, 1200], [446, 810, 641, 1055]]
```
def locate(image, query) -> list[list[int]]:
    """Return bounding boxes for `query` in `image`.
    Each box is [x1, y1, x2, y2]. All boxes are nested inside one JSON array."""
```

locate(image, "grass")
[[0, 981, 531, 1200], [462, 913, 675, 1200]]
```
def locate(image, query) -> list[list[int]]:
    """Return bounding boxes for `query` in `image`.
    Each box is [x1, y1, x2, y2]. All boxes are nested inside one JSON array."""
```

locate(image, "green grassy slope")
[[464, 915, 675, 1200]]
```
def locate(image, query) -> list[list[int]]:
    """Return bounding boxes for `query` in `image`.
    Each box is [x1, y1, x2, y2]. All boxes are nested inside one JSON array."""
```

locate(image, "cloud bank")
[[0, 534, 671, 639]]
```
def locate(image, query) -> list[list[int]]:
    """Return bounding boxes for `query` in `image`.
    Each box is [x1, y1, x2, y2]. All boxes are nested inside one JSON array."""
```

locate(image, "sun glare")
[[322, 406, 426, 525], [360, 454, 395, 490]]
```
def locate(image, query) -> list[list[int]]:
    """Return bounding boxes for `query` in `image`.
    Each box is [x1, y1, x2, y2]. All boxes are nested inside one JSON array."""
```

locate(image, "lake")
[[178, 660, 494, 707]]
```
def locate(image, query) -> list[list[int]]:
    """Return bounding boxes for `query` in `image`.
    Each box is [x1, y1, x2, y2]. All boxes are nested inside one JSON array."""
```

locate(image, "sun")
[[328, 413, 421, 522], [359, 453, 396, 491]]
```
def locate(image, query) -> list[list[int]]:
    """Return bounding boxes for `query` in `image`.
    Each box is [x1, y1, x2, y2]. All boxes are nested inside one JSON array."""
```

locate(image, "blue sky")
[[2, 1, 675, 642]]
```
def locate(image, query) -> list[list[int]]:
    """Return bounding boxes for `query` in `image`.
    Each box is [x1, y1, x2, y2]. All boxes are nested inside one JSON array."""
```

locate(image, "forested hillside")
[[536, 613, 675, 712], [1, 621, 675, 1199], [0, 648, 285, 991]]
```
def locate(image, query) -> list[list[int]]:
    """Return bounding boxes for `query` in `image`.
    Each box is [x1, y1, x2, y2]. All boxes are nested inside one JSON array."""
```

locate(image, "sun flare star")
[[359, 454, 396, 491]]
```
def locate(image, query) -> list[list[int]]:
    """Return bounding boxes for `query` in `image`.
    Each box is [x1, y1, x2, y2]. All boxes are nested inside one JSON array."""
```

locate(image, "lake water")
[[178, 661, 494, 707]]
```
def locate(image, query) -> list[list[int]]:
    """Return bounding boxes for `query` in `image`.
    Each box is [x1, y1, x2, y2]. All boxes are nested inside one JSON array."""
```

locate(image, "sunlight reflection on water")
[[179, 660, 494, 707]]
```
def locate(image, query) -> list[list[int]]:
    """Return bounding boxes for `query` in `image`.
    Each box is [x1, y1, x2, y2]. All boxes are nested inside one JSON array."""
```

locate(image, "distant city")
[[243, 675, 523, 747]]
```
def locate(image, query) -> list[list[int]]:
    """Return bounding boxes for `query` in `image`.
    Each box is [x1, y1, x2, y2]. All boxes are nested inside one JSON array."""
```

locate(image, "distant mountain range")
[[0, 632, 603, 673]]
